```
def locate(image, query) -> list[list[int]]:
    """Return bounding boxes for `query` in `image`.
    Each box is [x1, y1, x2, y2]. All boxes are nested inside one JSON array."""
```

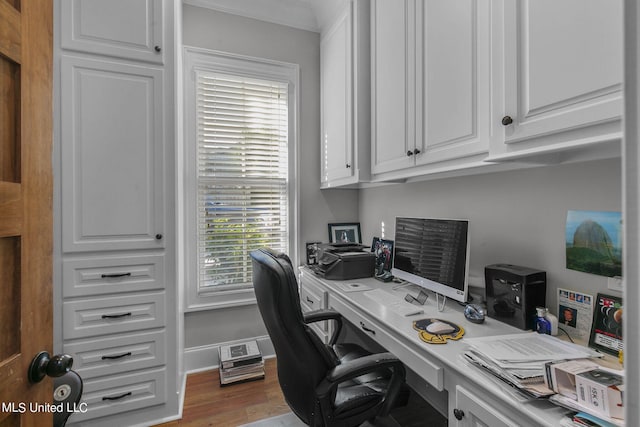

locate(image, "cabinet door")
[[61, 56, 165, 252], [61, 0, 165, 64], [321, 7, 354, 185], [415, 0, 490, 165], [454, 386, 518, 427], [500, 0, 622, 145], [371, 0, 415, 174]]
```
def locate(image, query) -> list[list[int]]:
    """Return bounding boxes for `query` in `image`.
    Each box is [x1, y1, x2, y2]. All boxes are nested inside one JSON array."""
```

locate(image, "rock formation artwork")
[[566, 210, 622, 277]]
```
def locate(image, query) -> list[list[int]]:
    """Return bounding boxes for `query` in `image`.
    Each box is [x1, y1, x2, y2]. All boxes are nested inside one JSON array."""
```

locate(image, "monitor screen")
[[392, 216, 470, 303]]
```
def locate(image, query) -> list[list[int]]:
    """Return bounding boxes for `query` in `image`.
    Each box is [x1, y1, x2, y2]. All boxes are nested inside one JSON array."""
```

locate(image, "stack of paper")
[[218, 340, 265, 386], [463, 332, 601, 398]]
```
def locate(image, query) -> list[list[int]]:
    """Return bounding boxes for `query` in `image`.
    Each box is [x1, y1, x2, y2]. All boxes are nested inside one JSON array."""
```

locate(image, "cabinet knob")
[[346, 163, 351, 168], [453, 408, 465, 420], [413, 148, 421, 155], [154, 45, 162, 53], [501, 115, 513, 126], [155, 234, 163, 240], [407, 150, 414, 157]]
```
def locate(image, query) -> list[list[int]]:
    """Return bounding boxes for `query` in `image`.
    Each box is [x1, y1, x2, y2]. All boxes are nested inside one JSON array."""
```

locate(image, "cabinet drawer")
[[301, 284, 326, 311], [63, 255, 165, 297], [64, 330, 165, 379], [455, 385, 518, 427], [301, 283, 328, 332], [70, 368, 167, 423], [330, 295, 444, 391], [63, 292, 166, 339]]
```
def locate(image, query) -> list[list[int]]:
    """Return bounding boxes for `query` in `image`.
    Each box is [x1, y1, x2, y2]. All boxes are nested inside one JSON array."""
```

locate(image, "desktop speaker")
[[485, 264, 547, 330]]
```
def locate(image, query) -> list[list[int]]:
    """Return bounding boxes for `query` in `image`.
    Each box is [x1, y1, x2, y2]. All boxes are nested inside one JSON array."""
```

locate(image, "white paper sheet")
[[465, 332, 600, 367]]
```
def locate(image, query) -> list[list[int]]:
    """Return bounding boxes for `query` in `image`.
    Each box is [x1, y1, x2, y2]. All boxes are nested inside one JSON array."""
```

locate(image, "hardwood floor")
[[154, 358, 290, 427], [154, 357, 447, 427]]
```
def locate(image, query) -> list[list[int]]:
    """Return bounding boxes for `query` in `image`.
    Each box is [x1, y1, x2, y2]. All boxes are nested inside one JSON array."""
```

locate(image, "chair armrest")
[[316, 352, 406, 416], [303, 309, 342, 345], [303, 308, 341, 324]]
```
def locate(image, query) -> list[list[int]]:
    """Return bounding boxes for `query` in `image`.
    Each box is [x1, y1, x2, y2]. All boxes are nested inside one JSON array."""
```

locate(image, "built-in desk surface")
[[299, 266, 574, 427]]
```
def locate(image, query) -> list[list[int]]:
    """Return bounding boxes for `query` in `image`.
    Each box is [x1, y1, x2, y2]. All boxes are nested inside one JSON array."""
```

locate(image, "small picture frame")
[[328, 222, 362, 244], [306, 241, 321, 265], [371, 237, 395, 273], [588, 293, 623, 357]]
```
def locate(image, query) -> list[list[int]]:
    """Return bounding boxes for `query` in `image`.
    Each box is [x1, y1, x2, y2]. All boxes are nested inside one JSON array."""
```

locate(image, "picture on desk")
[[589, 293, 623, 357], [565, 210, 622, 278], [559, 305, 578, 328], [371, 237, 394, 273], [328, 222, 362, 244]]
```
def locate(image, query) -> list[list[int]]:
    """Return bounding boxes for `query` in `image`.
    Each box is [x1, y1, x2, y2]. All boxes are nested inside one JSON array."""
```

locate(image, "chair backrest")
[[250, 248, 337, 425]]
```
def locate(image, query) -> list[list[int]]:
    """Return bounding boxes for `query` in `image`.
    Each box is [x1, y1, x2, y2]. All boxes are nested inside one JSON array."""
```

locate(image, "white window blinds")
[[196, 71, 289, 291]]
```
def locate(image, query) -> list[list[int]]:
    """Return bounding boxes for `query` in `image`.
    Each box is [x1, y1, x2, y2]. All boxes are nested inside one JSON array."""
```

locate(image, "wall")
[[182, 5, 358, 357], [359, 158, 622, 322]]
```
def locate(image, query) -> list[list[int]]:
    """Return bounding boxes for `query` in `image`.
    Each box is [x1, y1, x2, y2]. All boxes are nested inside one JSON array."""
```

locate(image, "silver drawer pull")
[[102, 392, 132, 401], [101, 312, 132, 319], [101, 272, 132, 278], [101, 352, 132, 360]]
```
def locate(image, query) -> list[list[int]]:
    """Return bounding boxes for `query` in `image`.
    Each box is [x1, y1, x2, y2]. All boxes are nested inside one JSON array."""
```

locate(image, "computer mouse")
[[464, 304, 486, 324]]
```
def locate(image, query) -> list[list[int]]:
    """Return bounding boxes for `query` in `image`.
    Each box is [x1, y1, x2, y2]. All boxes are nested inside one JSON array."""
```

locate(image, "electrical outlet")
[[607, 276, 623, 291]]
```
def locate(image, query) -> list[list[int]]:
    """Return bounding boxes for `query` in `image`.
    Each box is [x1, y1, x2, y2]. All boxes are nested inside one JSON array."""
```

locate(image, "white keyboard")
[[363, 289, 424, 317]]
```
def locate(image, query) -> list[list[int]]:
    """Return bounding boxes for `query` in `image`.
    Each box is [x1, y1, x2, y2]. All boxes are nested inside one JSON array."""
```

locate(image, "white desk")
[[299, 266, 571, 427]]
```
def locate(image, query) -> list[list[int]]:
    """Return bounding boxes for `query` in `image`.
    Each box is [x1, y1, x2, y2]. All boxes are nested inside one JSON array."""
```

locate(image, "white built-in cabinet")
[[60, 57, 165, 252], [322, 0, 623, 187], [371, 0, 490, 178], [56, 0, 178, 425], [60, 0, 165, 64], [489, 0, 623, 162], [320, 0, 370, 188], [452, 386, 519, 427]]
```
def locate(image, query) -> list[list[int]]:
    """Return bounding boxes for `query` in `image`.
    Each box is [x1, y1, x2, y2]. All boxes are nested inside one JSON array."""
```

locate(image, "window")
[[184, 47, 299, 310]]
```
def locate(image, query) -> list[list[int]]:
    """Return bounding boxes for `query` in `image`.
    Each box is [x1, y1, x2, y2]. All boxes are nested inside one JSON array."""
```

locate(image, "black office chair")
[[53, 370, 83, 427], [250, 248, 408, 427]]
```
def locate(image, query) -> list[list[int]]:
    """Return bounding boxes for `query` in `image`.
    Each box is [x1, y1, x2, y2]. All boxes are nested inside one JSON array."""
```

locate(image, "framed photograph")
[[588, 293, 623, 357], [328, 222, 362, 244], [306, 241, 321, 265], [371, 237, 395, 273]]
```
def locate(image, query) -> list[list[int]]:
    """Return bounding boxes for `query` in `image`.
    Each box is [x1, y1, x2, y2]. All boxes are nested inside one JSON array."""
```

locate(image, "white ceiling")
[[182, 0, 347, 33]]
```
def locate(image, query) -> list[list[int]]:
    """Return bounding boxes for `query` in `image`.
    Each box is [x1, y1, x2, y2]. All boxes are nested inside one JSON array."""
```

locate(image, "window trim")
[[183, 46, 299, 311]]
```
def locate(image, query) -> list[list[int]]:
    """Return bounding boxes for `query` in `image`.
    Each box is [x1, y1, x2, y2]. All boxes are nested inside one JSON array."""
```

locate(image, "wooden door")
[[0, 1, 53, 426]]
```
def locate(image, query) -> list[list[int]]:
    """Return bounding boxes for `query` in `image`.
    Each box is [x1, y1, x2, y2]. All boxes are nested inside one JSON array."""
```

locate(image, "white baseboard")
[[183, 335, 275, 374]]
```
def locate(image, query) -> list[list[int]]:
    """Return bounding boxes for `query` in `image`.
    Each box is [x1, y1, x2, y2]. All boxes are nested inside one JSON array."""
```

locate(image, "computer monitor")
[[392, 216, 470, 304]]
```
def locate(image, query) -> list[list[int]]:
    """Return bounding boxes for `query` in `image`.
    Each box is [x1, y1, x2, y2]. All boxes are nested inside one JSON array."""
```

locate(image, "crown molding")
[[183, 0, 320, 32]]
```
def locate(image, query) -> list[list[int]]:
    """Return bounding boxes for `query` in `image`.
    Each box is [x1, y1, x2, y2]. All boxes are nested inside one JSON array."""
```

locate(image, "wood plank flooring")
[[154, 358, 290, 427], [154, 357, 447, 427]]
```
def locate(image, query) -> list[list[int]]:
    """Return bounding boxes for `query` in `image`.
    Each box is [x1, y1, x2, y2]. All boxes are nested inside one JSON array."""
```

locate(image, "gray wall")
[[359, 158, 623, 317], [182, 4, 621, 352], [182, 5, 358, 350]]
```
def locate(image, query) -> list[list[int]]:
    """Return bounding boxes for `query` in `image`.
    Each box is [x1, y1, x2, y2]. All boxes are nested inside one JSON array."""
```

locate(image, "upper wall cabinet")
[[61, 0, 165, 64], [320, 0, 370, 188], [370, 0, 413, 175], [490, 0, 623, 161], [60, 56, 165, 252], [371, 0, 490, 178]]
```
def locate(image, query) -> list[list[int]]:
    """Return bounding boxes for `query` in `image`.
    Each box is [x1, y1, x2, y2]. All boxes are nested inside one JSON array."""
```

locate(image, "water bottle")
[[535, 307, 551, 334]]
